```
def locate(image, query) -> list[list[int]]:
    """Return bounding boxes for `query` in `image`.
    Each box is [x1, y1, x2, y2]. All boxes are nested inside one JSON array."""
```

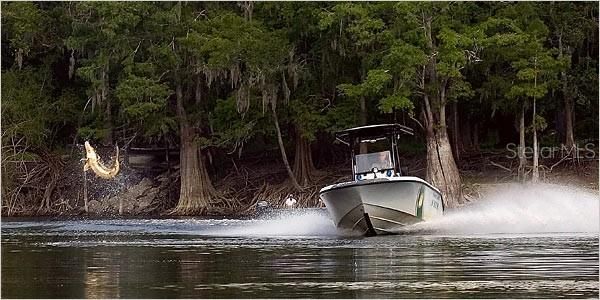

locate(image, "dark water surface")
[[1, 212, 598, 298]]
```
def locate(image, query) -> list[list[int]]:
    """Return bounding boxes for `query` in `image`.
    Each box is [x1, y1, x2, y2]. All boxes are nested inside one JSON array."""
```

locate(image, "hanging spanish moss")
[[287, 49, 300, 89], [16, 48, 23, 70], [239, 1, 254, 22], [235, 83, 250, 116], [68, 50, 75, 80], [282, 71, 290, 105], [2, 2, 597, 220], [204, 67, 228, 88], [229, 63, 241, 89]]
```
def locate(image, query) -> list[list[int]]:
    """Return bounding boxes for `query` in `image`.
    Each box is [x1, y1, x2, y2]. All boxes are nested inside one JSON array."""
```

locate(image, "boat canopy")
[[334, 124, 414, 180], [335, 124, 413, 145]]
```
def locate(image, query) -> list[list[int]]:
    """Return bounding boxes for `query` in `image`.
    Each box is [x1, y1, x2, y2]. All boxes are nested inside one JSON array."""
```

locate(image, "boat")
[[319, 124, 444, 236]]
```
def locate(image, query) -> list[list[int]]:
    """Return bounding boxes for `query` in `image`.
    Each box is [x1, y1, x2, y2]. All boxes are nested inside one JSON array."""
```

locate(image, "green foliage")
[[1, 2, 597, 164], [210, 96, 267, 154], [2, 68, 52, 145], [116, 75, 170, 118], [338, 69, 391, 98], [290, 97, 329, 141], [378, 92, 414, 114], [381, 42, 427, 81], [508, 47, 560, 101], [77, 126, 110, 142], [1, 2, 45, 61], [325, 97, 359, 134], [318, 3, 387, 54], [4, 63, 82, 141], [527, 114, 548, 133], [2, 1, 598, 218]]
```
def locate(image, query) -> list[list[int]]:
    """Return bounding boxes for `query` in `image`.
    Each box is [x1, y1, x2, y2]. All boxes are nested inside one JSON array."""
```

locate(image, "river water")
[[1, 184, 599, 298]]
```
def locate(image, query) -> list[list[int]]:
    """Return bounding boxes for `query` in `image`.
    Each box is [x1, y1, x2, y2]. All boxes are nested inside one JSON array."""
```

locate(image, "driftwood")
[[489, 160, 512, 172]]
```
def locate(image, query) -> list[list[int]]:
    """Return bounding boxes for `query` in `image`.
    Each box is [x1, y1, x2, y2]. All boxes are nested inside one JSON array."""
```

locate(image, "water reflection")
[[1, 219, 598, 298], [85, 249, 121, 299]]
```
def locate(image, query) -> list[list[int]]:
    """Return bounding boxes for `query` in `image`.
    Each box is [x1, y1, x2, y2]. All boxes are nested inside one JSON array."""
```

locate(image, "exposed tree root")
[[247, 169, 343, 210]]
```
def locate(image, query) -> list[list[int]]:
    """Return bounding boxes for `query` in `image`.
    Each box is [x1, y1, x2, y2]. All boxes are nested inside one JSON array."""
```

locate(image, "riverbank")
[[2, 149, 597, 217]]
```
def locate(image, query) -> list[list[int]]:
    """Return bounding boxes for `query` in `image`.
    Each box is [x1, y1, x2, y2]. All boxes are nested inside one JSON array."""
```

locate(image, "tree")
[[2, 2, 46, 70], [256, 3, 331, 187], [476, 13, 532, 181], [319, 3, 390, 153], [67, 2, 148, 145], [507, 19, 560, 182], [145, 3, 297, 212], [1, 2, 598, 217], [386, 2, 483, 207], [479, 4, 559, 182], [144, 3, 233, 214], [543, 2, 598, 149], [2, 2, 81, 212]]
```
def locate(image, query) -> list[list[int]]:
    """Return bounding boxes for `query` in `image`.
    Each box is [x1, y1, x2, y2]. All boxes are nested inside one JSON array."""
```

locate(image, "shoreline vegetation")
[[3, 146, 598, 217], [2, 2, 598, 217]]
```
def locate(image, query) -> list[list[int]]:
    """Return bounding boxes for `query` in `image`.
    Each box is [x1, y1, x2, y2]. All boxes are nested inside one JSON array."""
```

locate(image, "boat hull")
[[319, 177, 443, 235]]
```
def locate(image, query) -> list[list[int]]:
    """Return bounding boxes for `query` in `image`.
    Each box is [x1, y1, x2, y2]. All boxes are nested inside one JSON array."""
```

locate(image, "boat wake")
[[204, 209, 339, 237], [1, 210, 339, 241], [3, 183, 595, 239], [398, 183, 599, 235]]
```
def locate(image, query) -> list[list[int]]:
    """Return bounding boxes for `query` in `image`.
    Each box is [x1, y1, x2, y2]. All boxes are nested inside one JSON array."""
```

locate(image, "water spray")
[[401, 183, 599, 235]]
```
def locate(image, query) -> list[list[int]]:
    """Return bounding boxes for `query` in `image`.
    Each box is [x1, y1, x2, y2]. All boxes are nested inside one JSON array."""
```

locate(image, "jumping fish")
[[83, 141, 120, 179]]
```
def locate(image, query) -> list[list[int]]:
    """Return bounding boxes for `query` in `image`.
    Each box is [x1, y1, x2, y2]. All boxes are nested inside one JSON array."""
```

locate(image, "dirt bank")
[[2, 148, 597, 217]]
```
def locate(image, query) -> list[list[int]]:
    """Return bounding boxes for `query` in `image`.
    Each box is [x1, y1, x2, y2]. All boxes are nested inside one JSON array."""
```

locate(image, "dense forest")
[[2, 2, 598, 216]]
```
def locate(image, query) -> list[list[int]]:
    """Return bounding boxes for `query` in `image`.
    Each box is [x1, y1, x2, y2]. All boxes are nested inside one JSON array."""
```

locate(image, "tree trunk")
[[559, 34, 576, 149], [532, 98, 539, 183], [271, 105, 303, 191], [173, 82, 215, 214], [166, 143, 172, 205], [451, 101, 461, 161], [41, 174, 56, 212], [564, 91, 576, 149], [104, 98, 113, 145], [293, 131, 316, 186], [461, 117, 473, 152], [472, 122, 480, 151], [421, 14, 462, 207], [423, 96, 462, 208], [101, 68, 113, 145], [359, 96, 368, 154], [37, 150, 62, 212], [426, 130, 462, 208], [83, 170, 89, 213], [532, 59, 539, 183], [518, 102, 527, 182]]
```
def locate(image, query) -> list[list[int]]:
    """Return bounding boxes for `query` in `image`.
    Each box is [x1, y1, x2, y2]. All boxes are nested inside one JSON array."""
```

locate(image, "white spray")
[[205, 210, 339, 237], [404, 183, 599, 235]]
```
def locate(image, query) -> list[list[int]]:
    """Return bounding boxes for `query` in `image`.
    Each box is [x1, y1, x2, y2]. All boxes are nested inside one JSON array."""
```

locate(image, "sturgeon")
[[83, 141, 120, 179]]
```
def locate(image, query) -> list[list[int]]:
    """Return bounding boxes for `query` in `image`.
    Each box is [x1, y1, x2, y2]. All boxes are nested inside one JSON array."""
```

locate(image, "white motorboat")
[[319, 124, 444, 236]]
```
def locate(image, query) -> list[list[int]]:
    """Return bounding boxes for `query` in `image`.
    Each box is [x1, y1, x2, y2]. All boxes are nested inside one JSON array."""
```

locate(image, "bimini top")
[[335, 123, 414, 145]]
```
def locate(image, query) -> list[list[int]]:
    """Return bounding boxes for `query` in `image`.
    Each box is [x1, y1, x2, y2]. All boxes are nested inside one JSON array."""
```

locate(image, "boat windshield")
[[355, 151, 393, 173]]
